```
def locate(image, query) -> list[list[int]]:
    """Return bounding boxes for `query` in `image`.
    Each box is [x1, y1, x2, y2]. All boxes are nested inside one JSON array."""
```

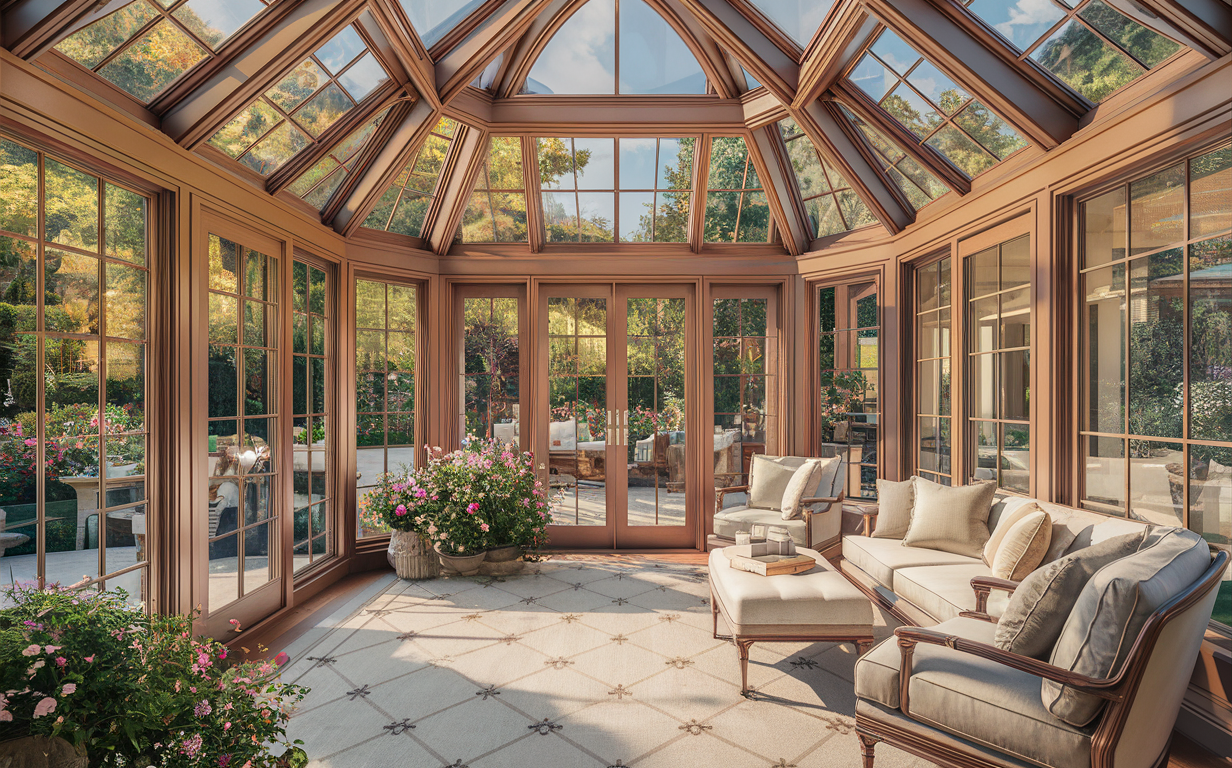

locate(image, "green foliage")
[[0, 584, 308, 767]]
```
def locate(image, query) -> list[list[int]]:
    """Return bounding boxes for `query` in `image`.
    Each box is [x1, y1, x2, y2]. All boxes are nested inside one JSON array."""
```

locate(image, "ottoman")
[[708, 546, 875, 694]]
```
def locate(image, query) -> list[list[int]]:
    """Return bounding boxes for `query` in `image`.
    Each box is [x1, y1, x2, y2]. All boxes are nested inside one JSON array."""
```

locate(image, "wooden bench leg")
[[858, 734, 879, 767], [735, 638, 755, 695], [711, 590, 719, 639], [856, 638, 874, 655]]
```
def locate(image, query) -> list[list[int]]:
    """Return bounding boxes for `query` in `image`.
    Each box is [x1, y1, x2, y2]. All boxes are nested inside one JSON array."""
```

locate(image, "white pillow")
[[548, 419, 577, 451], [780, 460, 823, 520]]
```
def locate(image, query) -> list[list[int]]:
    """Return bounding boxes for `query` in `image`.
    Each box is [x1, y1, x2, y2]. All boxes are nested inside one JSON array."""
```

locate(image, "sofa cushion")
[[873, 477, 915, 539], [1044, 527, 1212, 727], [855, 617, 1092, 768], [893, 564, 1011, 622], [990, 509, 1052, 581], [780, 459, 824, 520], [714, 506, 807, 545], [748, 455, 815, 510], [842, 535, 982, 590], [903, 478, 997, 558], [995, 531, 1146, 659]]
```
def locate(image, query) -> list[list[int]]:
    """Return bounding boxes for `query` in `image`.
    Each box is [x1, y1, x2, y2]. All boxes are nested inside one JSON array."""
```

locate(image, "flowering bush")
[[0, 583, 308, 768]]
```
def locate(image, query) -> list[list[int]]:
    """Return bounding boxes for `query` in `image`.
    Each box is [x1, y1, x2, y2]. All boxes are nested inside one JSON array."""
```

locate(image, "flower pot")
[[387, 530, 440, 580], [434, 545, 487, 576], [480, 544, 525, 576]]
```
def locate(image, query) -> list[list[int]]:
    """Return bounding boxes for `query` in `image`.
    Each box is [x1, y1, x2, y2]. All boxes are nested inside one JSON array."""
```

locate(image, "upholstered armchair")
[[853, 549, 1228, 768], [711, 454, 846, 551]]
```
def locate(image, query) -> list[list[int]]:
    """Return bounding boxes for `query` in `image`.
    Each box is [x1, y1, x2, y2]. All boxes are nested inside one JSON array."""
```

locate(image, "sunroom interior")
[[1, 0, 1230, 765]]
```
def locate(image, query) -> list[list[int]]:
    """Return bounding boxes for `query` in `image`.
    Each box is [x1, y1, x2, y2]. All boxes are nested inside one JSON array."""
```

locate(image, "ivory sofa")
[[710, 454, 847, 552], [842, 493, 1153, 627]]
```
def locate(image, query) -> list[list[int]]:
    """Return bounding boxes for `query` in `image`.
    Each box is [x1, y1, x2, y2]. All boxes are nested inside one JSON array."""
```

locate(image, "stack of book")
[[724, 544, 816, 577]]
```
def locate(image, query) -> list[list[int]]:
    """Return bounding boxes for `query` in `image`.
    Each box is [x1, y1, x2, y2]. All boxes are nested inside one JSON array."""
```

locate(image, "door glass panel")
[[462, 298, 520, 444], [547, 297, 607, 526], [292, 261, 331, 574], [626, 297, 686, 526]]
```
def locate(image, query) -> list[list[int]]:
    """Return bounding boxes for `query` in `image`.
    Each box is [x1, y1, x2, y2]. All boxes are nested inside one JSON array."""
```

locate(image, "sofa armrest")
[[970, 576, 1020, 614], [855, 505, 879, 537], [715, 485, 749, 515], [892, 626, 1123, 716]]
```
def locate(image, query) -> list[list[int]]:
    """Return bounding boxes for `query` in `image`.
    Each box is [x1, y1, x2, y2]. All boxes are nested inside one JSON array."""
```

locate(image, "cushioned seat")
[[893, 564, 1011, 622], [713, 506, 810, 545], [856, 618, 1094, 768], [841, 535, 982, 590]]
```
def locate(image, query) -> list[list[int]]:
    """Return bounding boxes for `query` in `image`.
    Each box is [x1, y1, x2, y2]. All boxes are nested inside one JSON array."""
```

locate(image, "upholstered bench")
[[708, 546, 875, 694]]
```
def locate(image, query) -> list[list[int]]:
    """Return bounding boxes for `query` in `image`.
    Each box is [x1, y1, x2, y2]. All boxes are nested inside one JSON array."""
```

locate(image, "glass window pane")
[[239, 122, 309, 176], [618, 0, 705, 95], [906, 60, 969, 113], [291, 82, 354, 138], [399, 0, 488, 48], [870, 28, 920, 76], [1130, 163, 1185, 255], [0, 139, 39, 238], [1031, 19, 1142, 103], [1129, 440, 1183, 525], [209, 100, 282, 158], [744, 0, 835, 48], [44, 159, 99, 251], [1083, 264, 1126, 434], [98, 20, 208, 102], [336, 51, 389, 102], [1083, 435, 1125, 512], [266, 60, 329, 113], [56, 2, 159, 68], [953, 101, 1028, 161], [1128, 248, 1183, 438], [525, 0, 615, 94], [620, 138, 657, 189], [883, 84, 943, 138], [849, 54, 896, 102], [173, 0, 266, 50], [314, 26, 365, 75], [1190, 146, 1232, 239], [966, 0, 1066, 51], [104, 184, 147, 264], [1083, 187, 1127, 268], [926, 125, 997, 178], [1078, 0, 1181, 68], [1188, 235, 1232, 441]]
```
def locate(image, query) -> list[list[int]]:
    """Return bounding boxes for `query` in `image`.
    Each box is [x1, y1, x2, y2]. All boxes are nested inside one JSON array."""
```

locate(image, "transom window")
[[848, 28, 1028, 179], [207, 25, 391, 176], [55, 0, 279, 103], [458, 137, 528, 244], [362, 118, 459, 237], [703, 137, 770, 243], [961, 0, 1184, 103], [779, 119, 876, 238], [838, 104, 950, 210], [523, 0, 706, 95]]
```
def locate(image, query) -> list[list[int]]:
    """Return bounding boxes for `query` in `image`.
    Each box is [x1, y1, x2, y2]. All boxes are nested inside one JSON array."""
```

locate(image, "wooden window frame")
[[449, 282, 530, 453], [910, 251, 955, 485]]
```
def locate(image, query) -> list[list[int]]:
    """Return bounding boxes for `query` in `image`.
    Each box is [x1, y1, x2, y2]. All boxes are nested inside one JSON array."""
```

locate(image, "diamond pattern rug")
[[282, 556, 936, 767]]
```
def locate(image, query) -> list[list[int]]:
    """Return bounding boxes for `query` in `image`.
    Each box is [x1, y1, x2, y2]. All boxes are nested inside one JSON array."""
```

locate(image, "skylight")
[[962, 0, 1183, 103], [361, 118, 458, 237], [55, 0, 279, 103], [458, 137, 528, 243], [779, 119, 877, 237], [743, 0, 836, 49], [839, 105, 949, 210], [703, 137, 770, 243], [206, 26, 390, 176], [399, 0, 489, 49], [288, 108, 392, 212], [848, 28, 1028, 179], [523, 0, 706, 95]]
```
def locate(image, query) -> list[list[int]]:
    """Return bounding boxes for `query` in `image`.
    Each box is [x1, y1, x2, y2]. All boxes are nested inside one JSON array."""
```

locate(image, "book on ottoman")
[[722, 544, 816, 576]]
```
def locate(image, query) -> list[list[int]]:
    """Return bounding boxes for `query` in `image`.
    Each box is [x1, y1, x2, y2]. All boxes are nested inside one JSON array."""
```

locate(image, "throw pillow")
[[1088, 517, 1146, 547], [780, 459, 823, 521], [871, 478, 915, 539], [901, 477, 997, 558], [989, 509, 1052, 581], [747, 455, 806, 511], [983, 500, 1041, 565], [1043, 527, 1211, 727], [995, 531, 1145, 659]]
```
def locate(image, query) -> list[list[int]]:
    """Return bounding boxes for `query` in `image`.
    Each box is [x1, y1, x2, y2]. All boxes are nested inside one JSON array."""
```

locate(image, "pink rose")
[[480, 523, 490, 532], [32, 697, 56, 718], [21, 645, 40, 657], [61, 684, 76, 695]]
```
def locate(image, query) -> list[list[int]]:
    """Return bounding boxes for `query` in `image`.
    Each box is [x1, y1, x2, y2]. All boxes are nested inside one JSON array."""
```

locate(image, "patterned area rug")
[[282, 556, 934, 767]]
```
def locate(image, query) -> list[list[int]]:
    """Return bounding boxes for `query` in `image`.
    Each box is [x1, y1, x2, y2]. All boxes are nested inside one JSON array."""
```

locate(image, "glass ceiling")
[[207, 25, 390, 176], [288, 108, 392, 212], [458, 137, 529, 243], [56, 0, 278, 103], [399, 0, 488, 49], [839, 104, 950, 211], [744, 0, 836, 48], [962, 0, 1183, 103], [849, 28, 1028, 179], [523, 0, 706, 95], [362, 118, 458, 237], [780, 119, 876, 237]]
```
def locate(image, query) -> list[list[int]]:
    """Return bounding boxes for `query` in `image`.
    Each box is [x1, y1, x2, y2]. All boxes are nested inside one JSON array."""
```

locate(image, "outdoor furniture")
[[853, 548, 1228, 768], [711, 454, 846, 551], [708, 545, 875, 694]]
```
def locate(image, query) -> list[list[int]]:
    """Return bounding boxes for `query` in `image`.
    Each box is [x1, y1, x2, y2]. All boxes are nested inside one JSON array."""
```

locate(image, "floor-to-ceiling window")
[[459, 292, 521, 445], [1079, 143, 1230, 625], [291, 258, 333, 573], [354, 277, 419, 538], [915, 257, 953, 486], [712, 289, 778, 488], [0, 137, 151, 607], [816, 280, 879, 500]]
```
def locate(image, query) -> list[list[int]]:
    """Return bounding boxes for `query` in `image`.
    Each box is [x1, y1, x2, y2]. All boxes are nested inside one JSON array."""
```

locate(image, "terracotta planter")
[[435, 545, 487, 576], [387, 530, 440, 580], [480, 544, 525, 576]]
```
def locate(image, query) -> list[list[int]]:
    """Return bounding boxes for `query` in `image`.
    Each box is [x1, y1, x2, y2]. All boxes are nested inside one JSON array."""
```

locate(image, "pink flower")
[[274, 652, 289, 666], [23, 438, 36, 447], [32, 697, 56, 718], [84, 655, 94, 663], [194, 699, 212, 717], [21, 645, 40, 657], [224, 721, 232, 731], [466, 503, 480, 515], [55, 657, 66, 668], [480, 523, 490, 532], [61, 684, 76, 695], [395, 504, 407, 516], [43, 645, 61, 654]]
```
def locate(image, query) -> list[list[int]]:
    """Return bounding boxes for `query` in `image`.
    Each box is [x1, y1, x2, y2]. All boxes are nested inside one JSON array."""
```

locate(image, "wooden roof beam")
[[426, 127, 488, 254], [672, 0, 800, 104], [365, 0, 441, 109], [1106, 0, 1232, 59], [793, 0, 876, 110], [864, 0, 1081, 150], [331, 99, 441, 236], [792, 100, 913, 235], [161, 0, 361, 147], [435, 0, 554, 105], [647, 0, 741, 99], [482, 95, 749, 131], [747, 124, 810, 255], [4, 0, 127, 58], [494, 0, 581, 98]]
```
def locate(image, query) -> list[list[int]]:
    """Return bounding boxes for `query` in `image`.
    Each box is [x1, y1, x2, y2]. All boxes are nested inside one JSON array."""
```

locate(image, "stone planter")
[[387, 530, 440, 580], [0, 735, 88, 768], [479, 544, 525, 576], [435, 545, 487, 576]]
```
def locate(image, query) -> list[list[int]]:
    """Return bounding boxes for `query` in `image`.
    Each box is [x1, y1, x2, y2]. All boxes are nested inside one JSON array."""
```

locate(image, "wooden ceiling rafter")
[[426, 126, 490, 254], [863, 0, 1081, 150], [830, 80, 972, 196], [672, 0, 799, 104], [793, 0, 875, 110], [434, 0, 555, 105], [367, 0, 440, 108], [642, 0, 739, 100], [1106, 0, 1232, 59], [747, 123, 809, 255], [319, 95, 417, 222]]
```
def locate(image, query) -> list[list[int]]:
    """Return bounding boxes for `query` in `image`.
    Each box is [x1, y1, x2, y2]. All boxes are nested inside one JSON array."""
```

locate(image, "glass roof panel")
[[744, 0, 836, 48], [1078, 0, 1181, 68], [1030, 18, 1141, 102], [847, 29, 1028, 179], [779, 118, 877, 237], [704, 136, 769, 243], [289, 107, 391, 212], [315, 26, 366, 75], [470, 52, 504, 91], [458, 136, 528, 243], [399, 0, 489, 49], [363, 117, 456, 236], [964, 0, 1067, 51], [338, 52, 389, 102], [524, 0, 706, 95], [54, 0, 277, 104], [238, 122, 309, 175], [742, 67, 762, 91], [839, 105, 949, 210]]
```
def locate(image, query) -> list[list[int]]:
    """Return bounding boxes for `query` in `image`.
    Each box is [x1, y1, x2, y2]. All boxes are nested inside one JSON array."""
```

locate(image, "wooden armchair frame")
[[855, 550, 1229, 768], [713, 485, 845, 550]]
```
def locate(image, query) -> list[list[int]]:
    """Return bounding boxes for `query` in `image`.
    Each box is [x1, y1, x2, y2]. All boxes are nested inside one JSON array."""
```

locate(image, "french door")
[[538, 284, 697, 549]]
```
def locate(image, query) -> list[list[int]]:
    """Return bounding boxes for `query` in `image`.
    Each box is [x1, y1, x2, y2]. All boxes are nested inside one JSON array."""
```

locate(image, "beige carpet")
[[282, 556, 934, 767]]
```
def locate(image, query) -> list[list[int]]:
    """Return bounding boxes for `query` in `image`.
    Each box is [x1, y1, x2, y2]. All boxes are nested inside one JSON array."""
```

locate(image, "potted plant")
[[360, 473, 439, 580], [453, 439, 553, 575], [0, 582, 308, 767]]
